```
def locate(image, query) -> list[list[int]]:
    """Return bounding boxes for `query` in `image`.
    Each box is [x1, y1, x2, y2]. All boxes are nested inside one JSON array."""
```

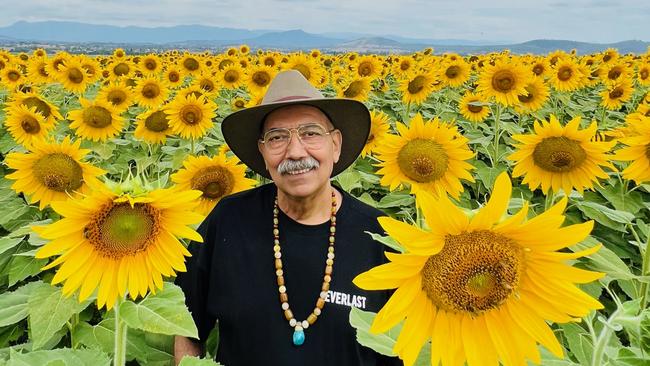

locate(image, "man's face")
[[258, 104, 342, 199]]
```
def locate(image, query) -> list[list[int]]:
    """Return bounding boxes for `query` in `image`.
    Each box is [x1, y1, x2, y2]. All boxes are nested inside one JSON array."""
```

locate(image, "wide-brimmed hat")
[[221, 70, 371, 179]]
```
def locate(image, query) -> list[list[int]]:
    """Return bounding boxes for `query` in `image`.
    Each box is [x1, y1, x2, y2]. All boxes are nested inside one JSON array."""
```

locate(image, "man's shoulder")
[[208, 183, 273, 218]]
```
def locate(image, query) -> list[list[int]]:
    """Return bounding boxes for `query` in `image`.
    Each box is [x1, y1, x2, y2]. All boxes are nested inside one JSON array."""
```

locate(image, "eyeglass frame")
[[258, 123, 339, 153]]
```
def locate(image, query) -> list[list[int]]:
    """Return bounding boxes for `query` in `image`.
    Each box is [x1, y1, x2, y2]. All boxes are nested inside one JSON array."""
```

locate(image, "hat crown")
[[261, 70, 324, 104]]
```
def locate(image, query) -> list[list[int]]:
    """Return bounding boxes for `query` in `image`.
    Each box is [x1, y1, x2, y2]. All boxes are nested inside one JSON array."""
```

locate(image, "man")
[[174, 70, 400, 365]]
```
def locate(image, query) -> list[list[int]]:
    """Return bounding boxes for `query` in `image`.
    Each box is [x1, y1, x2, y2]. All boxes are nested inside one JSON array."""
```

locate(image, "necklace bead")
[[273, 190, 337, 346]]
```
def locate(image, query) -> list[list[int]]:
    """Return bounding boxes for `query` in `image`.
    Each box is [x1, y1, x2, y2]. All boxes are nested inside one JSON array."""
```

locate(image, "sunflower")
[[613, 121, 650, 184], [217, 64, 245, 89], [514, 77, 550, 114], [459, 92, 490, 123], [439, 59, 471, 88], [33, 186, 204, 310], [391, 57, 416, 79], [231, 97, 248, 111], [1, 64, 25, 90], [139, 54, 162, 76], [637, 62, 650, 86], [163, 66, 185, 88], [7, 90, 63, 124], [179, 53, 203, 76], [601, 62, 630, 85], [4, 104, 55, 147], [260, 53, 279, 68], [361, 110, 392, 157], [509, 115, 616, 195], [283, 53, 324, 85], [245, 64, 277, 94], [134, 108, 173, 144], [68, 98, 124, 142], [353, 172, 603, 366], [336, 78, 372, 102], [353, 56, 383, 80], [106, 59, 135, 80], [529, 57, 550, 78], [96, 82, 134, 113], [239, 44, 250, 55], [133, 77, 169, 109], [171, 154, 257, 215], [399, 70, 438, 105], [4, 137, 105, 210], [477, 59, 532, 107], [165, 94, 217, 139], [79, 56, 102, 84], [600, 78, 633, 110], [45, 52, 70, 78], [190, 72, 219, 97], [550, 59, 585, 92], [112, 48, 127, 59], [26, 57, 51, 84], [375, 114, 475, 198], [55, 57, 92, 94]]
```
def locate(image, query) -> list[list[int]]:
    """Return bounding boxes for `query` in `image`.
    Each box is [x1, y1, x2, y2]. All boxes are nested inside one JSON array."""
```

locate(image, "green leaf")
[[575, 202, 626, 232], [119, 282, 198, 337], [178, 356, 223, 365], [560, 323, 593, 366], [375, 193, 414, 209], [577, 201, 634, 225], [7, 255, 47, 286], [349, 307, 401, 357], [0, 282, 41, 327], [7, 347, 110, 366], [75, 318, 148, 362], [335, 169, 363, 192], [0, 237, 23, 257], [27, 282, 91, 350], [365, 232, 404, 253], [573, 237, 635, 281], [474, 160, 507, 189], [595, 182, 646, 215]]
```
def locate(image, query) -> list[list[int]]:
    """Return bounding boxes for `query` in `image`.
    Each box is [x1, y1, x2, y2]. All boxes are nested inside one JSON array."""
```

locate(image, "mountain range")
[[1, 21, 648, 55]]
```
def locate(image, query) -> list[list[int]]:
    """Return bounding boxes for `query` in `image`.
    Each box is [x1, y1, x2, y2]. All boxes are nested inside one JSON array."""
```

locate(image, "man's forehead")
[[263, 104, 333, 130]]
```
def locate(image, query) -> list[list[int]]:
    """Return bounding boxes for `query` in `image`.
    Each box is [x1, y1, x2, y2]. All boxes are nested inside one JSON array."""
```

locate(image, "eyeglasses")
[[260, 123, 336, 154]]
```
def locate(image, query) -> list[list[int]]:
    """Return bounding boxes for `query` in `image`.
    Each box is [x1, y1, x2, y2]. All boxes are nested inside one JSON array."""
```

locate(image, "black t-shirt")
[[175, 183, 402, 366]]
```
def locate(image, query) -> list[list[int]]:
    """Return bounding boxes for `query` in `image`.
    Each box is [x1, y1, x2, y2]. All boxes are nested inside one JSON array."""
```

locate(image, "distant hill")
[[0, 21, 648, 54]]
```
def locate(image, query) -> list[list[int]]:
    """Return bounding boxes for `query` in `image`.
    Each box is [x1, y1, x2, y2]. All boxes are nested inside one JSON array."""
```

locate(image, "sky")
[[1, 0, 649, 43]]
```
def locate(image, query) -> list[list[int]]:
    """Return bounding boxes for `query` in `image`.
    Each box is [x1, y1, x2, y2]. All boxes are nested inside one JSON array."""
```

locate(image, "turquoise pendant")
[[292, 329, 305, 346]]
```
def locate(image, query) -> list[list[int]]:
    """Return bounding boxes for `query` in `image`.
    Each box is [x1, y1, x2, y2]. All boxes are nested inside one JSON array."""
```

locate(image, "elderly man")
[[174, 70, 399, 365]]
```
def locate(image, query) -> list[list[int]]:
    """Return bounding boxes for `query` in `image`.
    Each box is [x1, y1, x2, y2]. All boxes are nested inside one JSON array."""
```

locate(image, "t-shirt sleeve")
[[174, 209, 219, 344]]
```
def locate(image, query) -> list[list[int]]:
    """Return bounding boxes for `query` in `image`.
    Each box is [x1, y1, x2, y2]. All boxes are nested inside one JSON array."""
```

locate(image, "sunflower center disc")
[[86, 202, 160, 258], [467, 102, 483, 113], [21, 115, 41, 134], [400, 61, 410, 71], [169, 72, 180, 82], [293, 65, 311, 81], [23, 97, 52, 118], [532, 136, 587, 172], [181, 105, 203, 125], [397, 139, 449, 183], [421, 230, 524, 314], [344, 81, 364, 98], [8, 71, 20, 81], [532, 65, 544, 76], [641, 69, 649, 80], [445, 65, 460, 79], [407, 76, 427, 94], [518, 86, 535, 103], [558, 66, 572, 81], [492, 70, 515, 93], [253, 72, 270, 87], [82, 106, 112, 128], [609, 88, 624, 99], [145, 60, 157, 70], [183, 58, 200, 71], [113, 63, 130, 76], [224, 70, 239, 83], [142, 83, 160, 99], [108, 90, 127, 105], [145, 111, 170, 132], [191, 166, 235, 199], [608, 68, 621, 80], [200, 79, 215, 92], [264, 58, 275, 67], [33, 153, 83, 192], [358, 62, 373, 77], [38, 65, 49, 77], [68, 68, 84, 84]]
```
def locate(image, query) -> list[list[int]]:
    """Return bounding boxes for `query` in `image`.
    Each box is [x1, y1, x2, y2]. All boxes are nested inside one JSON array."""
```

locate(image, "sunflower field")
[[0, 45, 649, 366]]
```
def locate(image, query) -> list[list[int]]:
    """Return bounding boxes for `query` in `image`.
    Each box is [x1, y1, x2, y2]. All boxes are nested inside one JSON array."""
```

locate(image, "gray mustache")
[[277, 157, 320, 175]]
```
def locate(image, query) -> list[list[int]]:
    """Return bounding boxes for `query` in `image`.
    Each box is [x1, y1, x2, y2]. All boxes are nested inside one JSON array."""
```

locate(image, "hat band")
[[271, 95, 314, 102]]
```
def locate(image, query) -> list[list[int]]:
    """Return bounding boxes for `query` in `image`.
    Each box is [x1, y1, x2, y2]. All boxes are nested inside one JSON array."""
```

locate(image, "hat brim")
[[222, 98, 371, 179]]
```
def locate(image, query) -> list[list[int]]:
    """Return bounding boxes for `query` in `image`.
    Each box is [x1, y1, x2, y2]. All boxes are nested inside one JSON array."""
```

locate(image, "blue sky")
[[2, 0, 649, 43]]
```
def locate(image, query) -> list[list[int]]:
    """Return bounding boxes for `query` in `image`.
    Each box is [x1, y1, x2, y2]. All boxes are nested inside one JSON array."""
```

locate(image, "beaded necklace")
[[272, 190, 336, 346]]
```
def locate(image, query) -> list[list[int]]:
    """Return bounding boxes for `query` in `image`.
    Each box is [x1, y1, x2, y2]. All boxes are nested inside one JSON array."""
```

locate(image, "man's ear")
[[332, 130, 342, 163]]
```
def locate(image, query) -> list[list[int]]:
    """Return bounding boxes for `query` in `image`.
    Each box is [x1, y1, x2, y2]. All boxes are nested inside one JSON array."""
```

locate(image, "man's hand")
[[174, 335, 203, 365]]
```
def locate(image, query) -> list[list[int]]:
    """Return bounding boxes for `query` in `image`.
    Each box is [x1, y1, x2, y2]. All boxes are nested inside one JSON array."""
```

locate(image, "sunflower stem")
[[591, 308, 621, 366], [638, 224, 650, 311], [491, 103, 502, 167], [190, 138, 195, 155], [113, 298, 128, 366], [404, 102, 411, 122]]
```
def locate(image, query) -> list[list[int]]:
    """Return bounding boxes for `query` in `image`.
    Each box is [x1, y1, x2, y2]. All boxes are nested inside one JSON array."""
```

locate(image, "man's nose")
[[284, 133, 309, 159]]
